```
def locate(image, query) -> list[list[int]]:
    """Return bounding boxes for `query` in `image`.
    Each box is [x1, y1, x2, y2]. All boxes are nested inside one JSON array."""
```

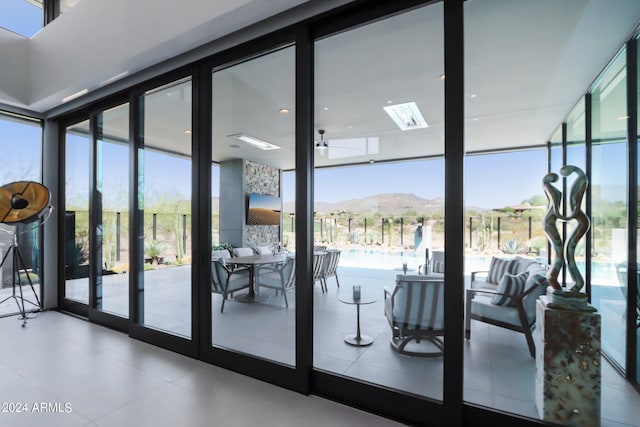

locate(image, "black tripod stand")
[[0, 232, 41, 327]]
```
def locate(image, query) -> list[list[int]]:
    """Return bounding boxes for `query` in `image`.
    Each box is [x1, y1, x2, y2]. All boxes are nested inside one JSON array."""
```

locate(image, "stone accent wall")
[[244, 160, 280, 247]]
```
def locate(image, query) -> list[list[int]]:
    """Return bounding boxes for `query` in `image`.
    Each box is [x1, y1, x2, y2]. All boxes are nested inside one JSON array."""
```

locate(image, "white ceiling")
[[2, 0, 640, 169]]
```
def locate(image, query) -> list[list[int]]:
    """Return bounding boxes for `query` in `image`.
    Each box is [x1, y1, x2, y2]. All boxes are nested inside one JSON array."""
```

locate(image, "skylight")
[[1, 0, 42, 38], [383, 102, 429, 131]]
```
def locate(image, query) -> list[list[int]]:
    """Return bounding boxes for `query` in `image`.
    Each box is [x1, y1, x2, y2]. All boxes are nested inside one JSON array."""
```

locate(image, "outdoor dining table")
[[226, 253, 288, 303]]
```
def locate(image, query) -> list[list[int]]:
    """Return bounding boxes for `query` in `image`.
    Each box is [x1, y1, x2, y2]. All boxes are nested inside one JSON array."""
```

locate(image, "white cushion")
[[234, 247, 254, 257], [211, 249, 231, 261], [491, 271, 529, 306], [255, 245, 272, 255], [470, 294, 523, 326]]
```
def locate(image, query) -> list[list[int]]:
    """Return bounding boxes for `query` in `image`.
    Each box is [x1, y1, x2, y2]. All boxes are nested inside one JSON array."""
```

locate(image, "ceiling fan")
[[315, 129, 329, 153], [315, 129, 360, 157]]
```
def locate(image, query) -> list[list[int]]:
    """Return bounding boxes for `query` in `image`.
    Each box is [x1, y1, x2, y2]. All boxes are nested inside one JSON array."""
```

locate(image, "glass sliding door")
[[139, 78, 193, 338], [65, 119, 91, 304], [463, 0, 586, 419], [591, 53, 628, 369], [96, 103, 130, 317], [313, 3, 445, 398], [211, 46, 296, 365]]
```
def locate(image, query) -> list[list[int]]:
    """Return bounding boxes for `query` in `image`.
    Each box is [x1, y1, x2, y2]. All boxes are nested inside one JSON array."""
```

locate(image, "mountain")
[[284, 193, 479, 216]]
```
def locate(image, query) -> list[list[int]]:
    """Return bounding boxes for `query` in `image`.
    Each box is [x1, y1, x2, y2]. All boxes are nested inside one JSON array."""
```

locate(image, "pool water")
[[338, 247, 620, 286]]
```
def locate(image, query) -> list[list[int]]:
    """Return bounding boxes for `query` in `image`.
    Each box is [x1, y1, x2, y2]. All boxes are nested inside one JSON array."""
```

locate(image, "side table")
[[338, 293, 377, 346]]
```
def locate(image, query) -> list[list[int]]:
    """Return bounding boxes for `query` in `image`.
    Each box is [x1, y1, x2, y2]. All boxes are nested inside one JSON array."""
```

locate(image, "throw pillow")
[[491, 271, 529, 306], [486, 257, 518, 284]]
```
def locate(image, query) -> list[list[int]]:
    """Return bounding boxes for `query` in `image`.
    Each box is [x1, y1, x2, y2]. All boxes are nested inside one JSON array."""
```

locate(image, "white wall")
[[0, 29, 29, 106], [27, 0, 310, 110]]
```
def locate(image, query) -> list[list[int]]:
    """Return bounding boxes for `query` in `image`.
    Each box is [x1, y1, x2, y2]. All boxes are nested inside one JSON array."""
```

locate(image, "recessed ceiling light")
[[470, 93, 477, 98], [323, 107, 329, 111], [387, 100, 393, 104], [439, 74, 445, 80], [62, 88, 89, 103], [279, 108, 290, 114], [184, 130, 192, 135], [617, 115, 630, 120], [383, 102, 429, 131], [227, 133, 280, 150]]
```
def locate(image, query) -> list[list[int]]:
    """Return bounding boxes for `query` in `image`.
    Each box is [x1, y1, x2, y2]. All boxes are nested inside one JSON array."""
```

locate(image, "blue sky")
[[1, 1, 42, 38], [6, 115, 626, 212], [282, 149, 549, 209]]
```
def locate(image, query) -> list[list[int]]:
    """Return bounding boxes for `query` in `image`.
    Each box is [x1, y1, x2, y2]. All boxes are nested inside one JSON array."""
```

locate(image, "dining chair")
[[312, 252, 327, 292], [211, 259, 252, 313], [321, 249, 341, 292], [258, 256, 296, 308]]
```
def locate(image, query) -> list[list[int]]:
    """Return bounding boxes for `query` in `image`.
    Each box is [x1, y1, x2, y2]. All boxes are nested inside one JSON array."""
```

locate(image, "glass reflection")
[[591, 53, 627, 370], [140, 79, 192, 338], [65, 120, 90, 304], [97, 104, 129, 317]]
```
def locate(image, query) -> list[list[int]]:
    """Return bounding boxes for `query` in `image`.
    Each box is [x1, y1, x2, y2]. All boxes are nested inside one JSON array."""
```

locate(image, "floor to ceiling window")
[[462, 0, 598, 419], [139, 78, 193, 338], [210, 46, 296, 365], [565, 99, 587, 285], [0, 113, 42, 317], [64, 119, 90, 304], [591, 52, 628, 370], [313, 3, 445, 399]]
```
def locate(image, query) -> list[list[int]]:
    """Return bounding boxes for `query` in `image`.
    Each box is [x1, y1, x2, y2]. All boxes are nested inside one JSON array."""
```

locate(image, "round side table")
[[338, 293, 377, 346]]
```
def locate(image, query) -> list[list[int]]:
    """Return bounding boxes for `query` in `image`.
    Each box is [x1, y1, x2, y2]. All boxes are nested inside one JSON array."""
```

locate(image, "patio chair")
[[313, 252, 327, 292], [211, 259, 252, 313], [320, 249, 341, 292], [615, 262, 640, 328], [384, 275, 445, 357], [465, 271, 547, 357], [429, 250, 445, 276], [258, 256, 296, 308]]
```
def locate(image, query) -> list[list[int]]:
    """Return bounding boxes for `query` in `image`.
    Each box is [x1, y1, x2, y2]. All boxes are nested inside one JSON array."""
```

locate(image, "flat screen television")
[[246, 193, 281, 225]]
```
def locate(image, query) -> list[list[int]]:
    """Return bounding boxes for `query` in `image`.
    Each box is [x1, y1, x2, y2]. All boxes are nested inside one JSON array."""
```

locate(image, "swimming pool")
[[337, 247, 620, 286]]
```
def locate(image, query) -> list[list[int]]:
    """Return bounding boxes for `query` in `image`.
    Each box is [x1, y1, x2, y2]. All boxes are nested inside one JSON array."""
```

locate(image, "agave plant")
[[144, 239, 166, 264], [501, 238, 525, 254]]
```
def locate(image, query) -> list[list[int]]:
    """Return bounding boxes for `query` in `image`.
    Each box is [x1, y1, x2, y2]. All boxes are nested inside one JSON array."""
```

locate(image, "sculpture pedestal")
[[535, 296, 601, 427]]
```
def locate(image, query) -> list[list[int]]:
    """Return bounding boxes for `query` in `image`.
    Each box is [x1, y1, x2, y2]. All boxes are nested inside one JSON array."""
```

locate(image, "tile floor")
[[0, 311, 403, 427], [1, 263, 639, 426]]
